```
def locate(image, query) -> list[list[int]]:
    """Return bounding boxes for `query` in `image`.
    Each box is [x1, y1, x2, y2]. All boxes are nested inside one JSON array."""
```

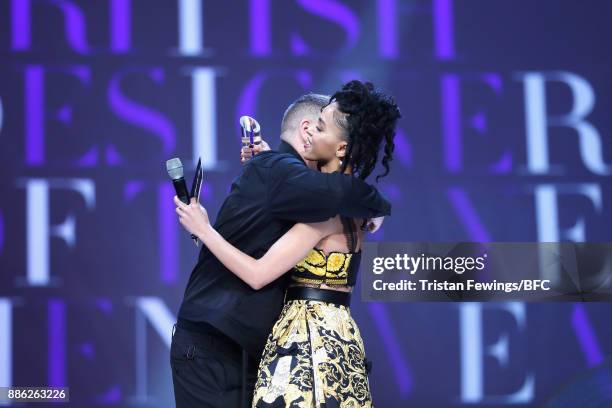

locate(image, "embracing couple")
[[170, 80, 400, 408]]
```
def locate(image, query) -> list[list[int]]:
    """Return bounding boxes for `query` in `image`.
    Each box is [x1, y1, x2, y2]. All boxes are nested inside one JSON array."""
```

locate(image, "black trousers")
[[171, 323, 258, 408]]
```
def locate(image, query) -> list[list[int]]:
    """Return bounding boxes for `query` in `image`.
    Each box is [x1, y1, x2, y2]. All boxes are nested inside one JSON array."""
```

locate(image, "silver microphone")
[[166, 157, 199, 246], [166, 158, 190, 205]]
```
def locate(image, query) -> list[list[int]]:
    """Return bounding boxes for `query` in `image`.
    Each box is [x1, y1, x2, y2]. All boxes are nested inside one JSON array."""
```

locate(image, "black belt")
[[285, 286, 351, 307]]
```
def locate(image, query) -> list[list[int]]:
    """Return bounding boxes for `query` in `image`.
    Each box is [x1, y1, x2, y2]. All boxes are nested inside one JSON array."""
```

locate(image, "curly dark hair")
[[328, 80, 401, 182]]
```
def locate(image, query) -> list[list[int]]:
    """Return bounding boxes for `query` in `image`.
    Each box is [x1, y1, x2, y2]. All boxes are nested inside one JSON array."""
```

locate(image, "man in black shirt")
[[170, 94, 390, 408]]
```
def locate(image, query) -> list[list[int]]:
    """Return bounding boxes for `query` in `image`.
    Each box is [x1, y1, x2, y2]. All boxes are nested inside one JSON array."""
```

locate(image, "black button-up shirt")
[[177, 141, 391, 357]]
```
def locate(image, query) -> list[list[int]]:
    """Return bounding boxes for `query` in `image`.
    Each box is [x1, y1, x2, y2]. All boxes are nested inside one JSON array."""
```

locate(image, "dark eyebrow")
[[318, 116, 326, 129]]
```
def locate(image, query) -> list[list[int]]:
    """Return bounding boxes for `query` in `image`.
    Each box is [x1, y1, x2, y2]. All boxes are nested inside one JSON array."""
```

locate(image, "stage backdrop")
[[0, 1, 611, 406]]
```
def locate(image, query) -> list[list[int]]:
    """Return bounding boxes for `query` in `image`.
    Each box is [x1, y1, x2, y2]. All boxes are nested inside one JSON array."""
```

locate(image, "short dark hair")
[[280, 93, 329, 136]]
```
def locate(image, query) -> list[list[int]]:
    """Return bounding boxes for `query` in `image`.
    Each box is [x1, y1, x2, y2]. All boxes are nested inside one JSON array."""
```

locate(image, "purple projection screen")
[[0, 1, 611, 406]]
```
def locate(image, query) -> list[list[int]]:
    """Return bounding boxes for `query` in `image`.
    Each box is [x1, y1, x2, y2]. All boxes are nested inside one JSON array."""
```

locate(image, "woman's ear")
[[336, 141, 348, 159]]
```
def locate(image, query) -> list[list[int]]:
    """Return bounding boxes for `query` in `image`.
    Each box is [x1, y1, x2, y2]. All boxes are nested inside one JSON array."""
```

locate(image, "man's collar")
[[278, 140, 306, 166]]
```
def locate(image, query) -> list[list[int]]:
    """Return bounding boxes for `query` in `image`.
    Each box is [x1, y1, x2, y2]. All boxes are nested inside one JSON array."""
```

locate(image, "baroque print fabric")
[[253, 299, 373, 408]]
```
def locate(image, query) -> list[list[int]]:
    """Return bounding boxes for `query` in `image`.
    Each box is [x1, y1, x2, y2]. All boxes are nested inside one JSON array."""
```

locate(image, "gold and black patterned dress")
[[253, 218, 373, 408]]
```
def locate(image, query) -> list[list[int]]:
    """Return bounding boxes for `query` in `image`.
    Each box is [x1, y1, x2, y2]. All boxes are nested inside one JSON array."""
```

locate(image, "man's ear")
[[298, 118, 312, 143], [299, 118, 311, 133]]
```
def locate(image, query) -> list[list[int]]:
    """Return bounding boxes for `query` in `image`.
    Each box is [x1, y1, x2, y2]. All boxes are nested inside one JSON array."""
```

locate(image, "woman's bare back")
[[290, 215, 364, 293]]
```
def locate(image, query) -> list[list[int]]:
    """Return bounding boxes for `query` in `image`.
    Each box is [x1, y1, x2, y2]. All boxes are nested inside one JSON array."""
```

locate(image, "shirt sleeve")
[[267, 156, 391, 223]]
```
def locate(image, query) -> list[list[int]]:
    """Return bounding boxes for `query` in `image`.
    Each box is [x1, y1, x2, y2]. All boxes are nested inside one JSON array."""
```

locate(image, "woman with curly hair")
[[175, 80, 400, 407]]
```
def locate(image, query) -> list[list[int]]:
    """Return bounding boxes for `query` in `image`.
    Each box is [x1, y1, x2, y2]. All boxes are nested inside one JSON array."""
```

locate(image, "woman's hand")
[[240, 139, 271, 164], [174, 196, 210, 239]]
